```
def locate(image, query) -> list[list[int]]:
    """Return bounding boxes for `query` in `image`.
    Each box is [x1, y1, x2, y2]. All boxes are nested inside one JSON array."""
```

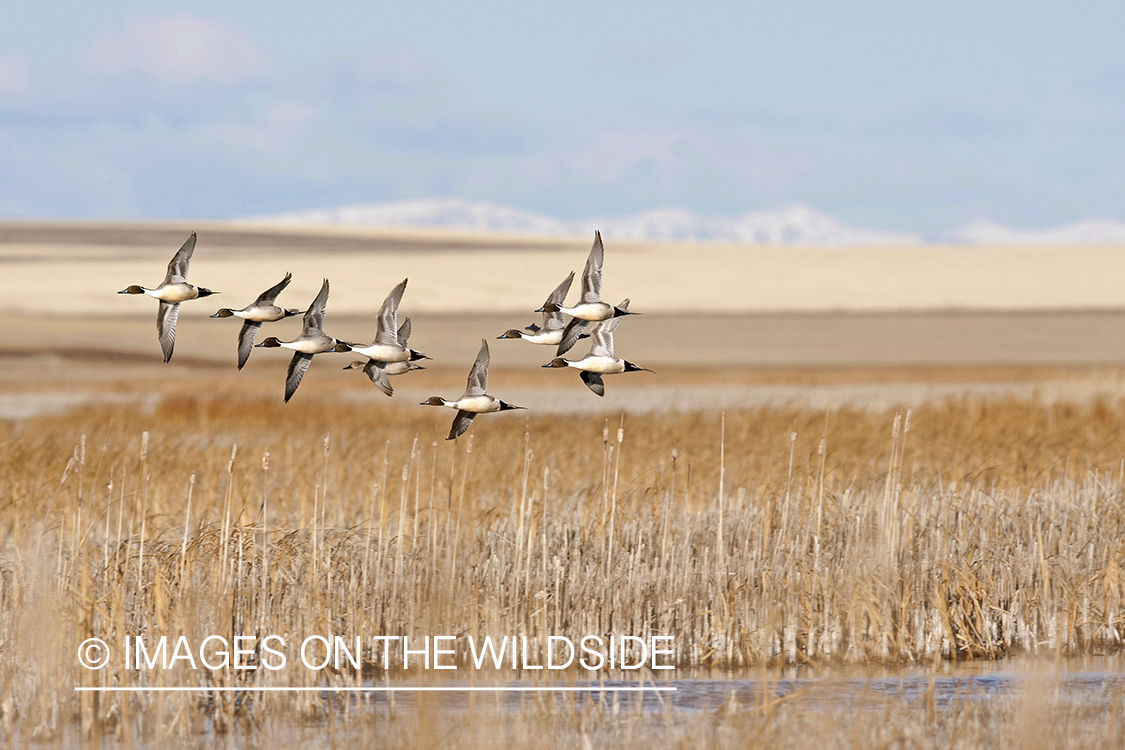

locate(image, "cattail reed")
[[220, 442, 237, 589], [179, 472, 195, 583], [262, 449, 270, 591]]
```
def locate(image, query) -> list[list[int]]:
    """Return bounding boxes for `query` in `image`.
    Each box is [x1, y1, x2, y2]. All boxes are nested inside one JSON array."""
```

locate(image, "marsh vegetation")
[[2, 392, 1125, 745]]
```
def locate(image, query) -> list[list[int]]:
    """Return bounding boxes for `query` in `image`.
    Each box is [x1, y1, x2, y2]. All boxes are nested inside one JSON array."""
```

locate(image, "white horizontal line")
[[75, 686, 676, 693]]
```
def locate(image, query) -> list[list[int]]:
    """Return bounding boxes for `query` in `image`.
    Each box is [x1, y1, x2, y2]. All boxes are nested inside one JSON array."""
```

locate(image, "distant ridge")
[[246, 198, 1125, 245], [246, 198, 922, 245], [948, 218, 1125, 245]]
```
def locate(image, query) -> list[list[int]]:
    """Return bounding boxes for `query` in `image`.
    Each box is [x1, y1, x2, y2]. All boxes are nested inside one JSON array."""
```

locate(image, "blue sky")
[[0, 1, 1122, 235]]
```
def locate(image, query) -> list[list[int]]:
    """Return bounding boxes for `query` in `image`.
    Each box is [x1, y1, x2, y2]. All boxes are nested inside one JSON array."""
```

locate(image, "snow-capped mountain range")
[[246, 199, 921, 245], [947, 218, 1125, 244], [245, 198, 1125, 245]]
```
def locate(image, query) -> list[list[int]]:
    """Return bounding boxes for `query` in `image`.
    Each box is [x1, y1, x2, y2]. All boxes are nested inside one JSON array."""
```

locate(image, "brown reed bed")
[[2, 393, 1125, 744]]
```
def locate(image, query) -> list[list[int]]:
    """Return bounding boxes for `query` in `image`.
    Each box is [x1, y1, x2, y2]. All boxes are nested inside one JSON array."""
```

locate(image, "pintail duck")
[[540, 231, 637, 356], [343, 318, 425, 397], [334, 279, 427, 362], [497, 270, 589, 353], [254, 279, 340, 402], [421, 339, 525, 440], [210, 272, 301, 369], [542, 299, 651, 396], [117, 232, 217, 362]]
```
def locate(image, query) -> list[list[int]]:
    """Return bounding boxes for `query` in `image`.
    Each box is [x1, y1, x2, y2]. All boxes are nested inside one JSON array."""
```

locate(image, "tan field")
[[4, 220, 1125, 418], [3, 222, 1125, 747], [4, 220, 1125, 316]]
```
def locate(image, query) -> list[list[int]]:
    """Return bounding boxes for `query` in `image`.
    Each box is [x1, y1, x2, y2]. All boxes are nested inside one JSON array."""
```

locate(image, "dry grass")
[[3, 394, 1125, 745]]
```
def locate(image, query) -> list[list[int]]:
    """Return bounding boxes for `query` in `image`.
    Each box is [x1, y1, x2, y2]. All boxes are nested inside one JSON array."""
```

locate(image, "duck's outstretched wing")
[[555, 316, 589, 356], [462, 339, 490, 398], [255, 272, 293, 305], [237, 320, 262, 370], [164, 233, 197, 284], [157, 301, 180, 362], [363, 360, 393, 397], [303, 279, 329, 335], [542, 271, 574, 330], [580, 371, 605, 397], [448, 410, 477, 440], [396, 317, 412, 346], [284, 352, 314, 403], [372, 279, 407, 346], [588, 299, 629, 358], [579, 231, 604, 304]]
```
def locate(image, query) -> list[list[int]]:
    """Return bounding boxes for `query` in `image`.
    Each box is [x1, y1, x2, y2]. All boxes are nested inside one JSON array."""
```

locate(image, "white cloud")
[[0, 53, 32, 94], [81, 12, 270, 86]]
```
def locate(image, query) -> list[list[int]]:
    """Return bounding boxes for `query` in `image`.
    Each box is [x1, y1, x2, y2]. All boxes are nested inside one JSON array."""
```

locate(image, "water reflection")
[[313, 661, 1125, 713]]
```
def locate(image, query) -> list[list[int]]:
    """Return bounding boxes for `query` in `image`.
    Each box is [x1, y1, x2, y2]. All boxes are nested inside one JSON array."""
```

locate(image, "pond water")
[[284, 659, 1125, 713], [37, 660, 1125, 748]]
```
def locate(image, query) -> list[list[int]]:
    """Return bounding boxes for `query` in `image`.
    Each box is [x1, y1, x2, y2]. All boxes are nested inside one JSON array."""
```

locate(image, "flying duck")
[[343, 318, 426, 396], [211, 272, 301, 369], [541, 231, 636, 356], [421, 339, 524, 440], [255, 278, 340, 402], [117, 232, 217, 362], [542, 299, 650, 396], [497, 270, 588, 354], [335, 279, 427, 362]]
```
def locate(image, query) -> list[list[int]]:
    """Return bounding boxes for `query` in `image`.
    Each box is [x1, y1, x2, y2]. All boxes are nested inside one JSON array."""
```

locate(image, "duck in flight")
[[343, 317, 425, 396], [540, 231, 636, 356], [210, 272, 301, 369], [334, 278, 427, 363], [542, 299, 651, 396], [421, 339, 525, 440], [497, 270, 588, 354], [117, 232, 217, 362], [255, 279, 340, 403]]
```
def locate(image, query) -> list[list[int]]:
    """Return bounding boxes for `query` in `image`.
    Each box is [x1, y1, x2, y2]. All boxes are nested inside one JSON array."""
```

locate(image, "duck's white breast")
[[523, 329, 564, 345], [455, 395, 500, 413], [240, 305, 287, 322], [154, 283, 198, 303], [573, 356, 623, 374], [354, 343, 409, 362], [287, 337, 336, 354], [563, 303, 613, 321]]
